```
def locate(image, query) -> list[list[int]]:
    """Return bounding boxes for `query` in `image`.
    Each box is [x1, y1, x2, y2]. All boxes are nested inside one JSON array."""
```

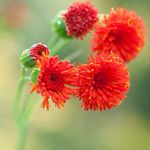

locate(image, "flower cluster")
[[21, 44, 130, 111], [19, 2, 146, 111]]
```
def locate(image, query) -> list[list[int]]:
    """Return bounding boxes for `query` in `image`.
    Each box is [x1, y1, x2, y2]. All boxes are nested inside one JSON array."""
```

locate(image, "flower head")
[[91, 8, 146, 62], [63, 1, 98, 39], [74, 52, 130, 111], [30, 55, 75, 110]]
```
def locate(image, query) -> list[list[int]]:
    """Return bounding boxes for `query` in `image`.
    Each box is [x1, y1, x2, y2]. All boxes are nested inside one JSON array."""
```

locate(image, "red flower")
[[63, 1, 98, 39], [91, 8, 146, 62], [30, 56, 75, 110], [74, 52, 130, 111], [30, 43, 49, 60]]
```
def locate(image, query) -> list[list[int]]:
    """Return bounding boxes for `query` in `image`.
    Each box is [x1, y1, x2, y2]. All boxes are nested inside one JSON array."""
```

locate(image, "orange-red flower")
[[30, 55, 75, 110], [91, 8, 146, 62], [74, 52, 130, 111], [30, 43, 49, 60], [63, 1, 98, 39]]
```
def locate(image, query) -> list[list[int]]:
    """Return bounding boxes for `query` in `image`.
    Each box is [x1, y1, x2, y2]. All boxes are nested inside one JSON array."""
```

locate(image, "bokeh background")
[[0, 0, 150, 150]]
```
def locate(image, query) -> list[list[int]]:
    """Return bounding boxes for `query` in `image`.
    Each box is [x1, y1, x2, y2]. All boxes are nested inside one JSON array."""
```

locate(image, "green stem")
[[17, 119, 28, 150], [47, 33, 59, 49], [16, 94, 38, 150], [14, 66, 30, 150], [14, 66, 26, 122], [51, 38, 71, 56], [22, 94, 37, 120], [63, 49, 83, 62]]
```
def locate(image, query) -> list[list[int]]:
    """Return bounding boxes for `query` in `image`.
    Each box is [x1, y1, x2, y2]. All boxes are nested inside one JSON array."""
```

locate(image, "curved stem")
[[51, 38, 71, 56], [22, 94, 37, 120], [47, 33, 59, 49], [14, 66, 26, 122], [16, 95, 38, 150], [14, 66, 30, 150]]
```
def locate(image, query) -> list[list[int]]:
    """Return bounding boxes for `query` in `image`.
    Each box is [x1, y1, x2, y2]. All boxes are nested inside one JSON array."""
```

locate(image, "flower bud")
[[20, 43, 50, 68], [51, 12, 72, 39], [20, 49, 36, 68]]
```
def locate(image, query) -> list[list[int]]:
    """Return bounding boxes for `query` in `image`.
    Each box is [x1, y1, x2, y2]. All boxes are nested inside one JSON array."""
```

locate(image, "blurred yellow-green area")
[[0, 0, 150, 150]]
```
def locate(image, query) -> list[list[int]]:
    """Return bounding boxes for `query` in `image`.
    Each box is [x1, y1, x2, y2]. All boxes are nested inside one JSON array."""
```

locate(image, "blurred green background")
[[0, 0, 150, 150]]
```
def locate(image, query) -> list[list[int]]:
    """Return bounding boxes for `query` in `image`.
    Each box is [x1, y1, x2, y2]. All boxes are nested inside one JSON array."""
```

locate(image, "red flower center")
[[30, 43, 49, 60], [37, 51, 43, 56], [109, 24, 138, 46], [93, 65, 117, 89], [42, 70, 64, 91], [93, 72, 107, 89]]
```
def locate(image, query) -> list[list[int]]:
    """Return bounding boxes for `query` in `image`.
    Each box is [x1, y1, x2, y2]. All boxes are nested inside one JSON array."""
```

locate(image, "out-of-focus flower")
[[91, 8, 146, 62], [74, 52, 130, 111], [20, 43, 49, 68], [2, 1, 31, 27], [63, 1, 98, 39], [30, 55, 75, 110]]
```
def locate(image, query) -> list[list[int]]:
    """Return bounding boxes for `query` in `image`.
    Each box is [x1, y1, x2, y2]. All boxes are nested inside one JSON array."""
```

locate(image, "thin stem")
[[16, 95, 38, 150], [22, 94, 37, 120], [63, 49, 83, 62], [47, 33, 59, 49], [16, 94, 32, 150], [22, 93, 32, 113], [14, 66, 29, 150], [51, 38, 71, 56], [14, 66, 26, 122], [17, 118, 28, 150]]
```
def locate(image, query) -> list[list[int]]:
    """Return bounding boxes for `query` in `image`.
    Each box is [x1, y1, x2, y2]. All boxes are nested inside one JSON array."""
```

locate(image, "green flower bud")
[[20, 49, 36, 68], [31, 68, 40, 84], [51, 11, 72, 39]]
